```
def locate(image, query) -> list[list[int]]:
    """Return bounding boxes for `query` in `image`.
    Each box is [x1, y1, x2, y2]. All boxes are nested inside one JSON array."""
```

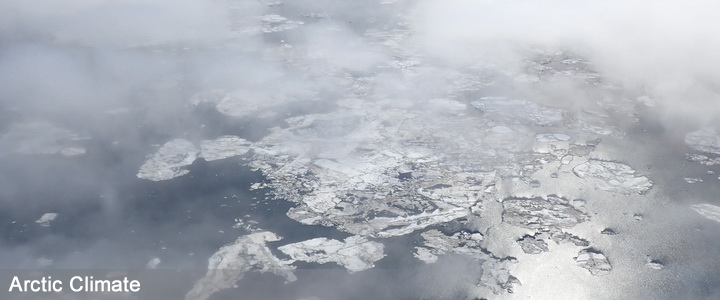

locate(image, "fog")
[[1, 1, 719, 300]]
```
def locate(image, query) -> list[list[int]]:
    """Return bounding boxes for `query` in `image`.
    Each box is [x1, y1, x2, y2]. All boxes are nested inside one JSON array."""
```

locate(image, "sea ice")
[[685, 129, 720, 155], [413, 230, 518, 294], [471, 97, 564, 127], [35, 213, 58, 227], [185, 231, 296, 300], [278, 236, 384, 273], [573, 160, 652, 194], [199, 136, 251, 161], [575, 249, 612, 276], [137, 139, 198, 181], [691, 204, 720, 223], [516, 235, 549, 254]]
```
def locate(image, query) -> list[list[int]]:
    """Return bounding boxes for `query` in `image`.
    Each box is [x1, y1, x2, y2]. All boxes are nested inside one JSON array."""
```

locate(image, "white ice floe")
[[685, 129, 720, 155], [471, 97, 564, 127], [199, 136, 251, 161], [278, 236, 384, 273], [35, 213, 58, 227], [575, 249, 612, 276], [185, 231, 296, 300], [573, 160, 652, 194], [137, 139, 198, 181], [691, 204, 720, 223]]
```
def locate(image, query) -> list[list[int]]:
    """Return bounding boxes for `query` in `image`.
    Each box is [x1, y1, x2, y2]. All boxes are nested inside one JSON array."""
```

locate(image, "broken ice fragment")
[[691, 204, 720, 223], [600, 228, 618, 235], [502, 196, 589, 231], [516, 235, 549, 254], [137, 139, 198, 181], [684, 177, 703, 184], [146, 257, 161, 269], [575, 249, 612, 276], [645, 260, 664, 270], [277, 236, 384, 273], [573, 160, 652, 194], [35, 213, 58, 227]]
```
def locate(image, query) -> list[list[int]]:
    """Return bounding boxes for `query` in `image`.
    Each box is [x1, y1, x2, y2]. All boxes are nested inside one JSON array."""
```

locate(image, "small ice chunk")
[[517, 235, 549, 254], [684, 177, 703, 184], [645, 260, 664, 270], [36, 258, 53, 267], [633, 214, 644, 221], [600, 228, 618, 235], [575, 249, 612, 276], [691, 204, 720, 223], [35, 213, 58, 227], [146, 257, 161, 269]]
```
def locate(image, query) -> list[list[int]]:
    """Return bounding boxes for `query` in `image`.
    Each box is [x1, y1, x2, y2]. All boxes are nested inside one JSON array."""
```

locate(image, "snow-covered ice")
[[278, 236, 384, 273], [575, 249, 612, 276], [573, 160, 652, 194], [502, 196, 589, 231], [199, 135, 251, 161], [137, 139, 198, 181]]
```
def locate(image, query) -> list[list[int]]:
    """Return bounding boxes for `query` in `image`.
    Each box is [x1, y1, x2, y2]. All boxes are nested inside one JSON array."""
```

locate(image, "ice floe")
[[502, 196, 589, 231], [277, 236, 384, 273], [691, 204, 720, 223], [137, 139, 198, 181], [184, 231, 296, 300], [199, 135, 251, 161], [573, 160, 652, 194], [575, 249, 612, 276], [35, 213, 58, 227], [685, 129, 720, 155], [413, 230, 518, 294]]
